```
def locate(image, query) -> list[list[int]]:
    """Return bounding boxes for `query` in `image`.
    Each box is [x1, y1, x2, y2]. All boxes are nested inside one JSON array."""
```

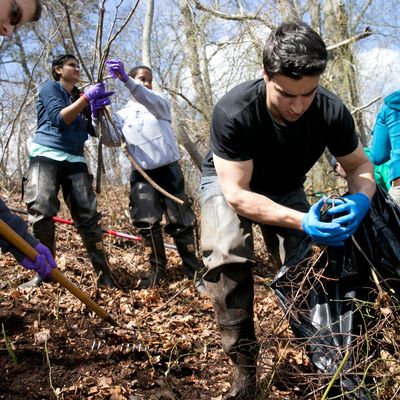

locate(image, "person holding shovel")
[[0, 0, 57, 280], [19, 53, 117, 289], [99, 61, 206, 295]]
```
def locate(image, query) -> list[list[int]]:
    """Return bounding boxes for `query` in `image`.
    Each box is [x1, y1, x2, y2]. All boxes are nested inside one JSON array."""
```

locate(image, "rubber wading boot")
[[138, 230, 168, 288], [206, 265, 258, 399], [173, 231, 207, 294], [223, 358, 257, 400], [18, 231, 55, 290], [18, 272, 49, 289], [220, 327, 258, 400], [81, 232, 117, 289]]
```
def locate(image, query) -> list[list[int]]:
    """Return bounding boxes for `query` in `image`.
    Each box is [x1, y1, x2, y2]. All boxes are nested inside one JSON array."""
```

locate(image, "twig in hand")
[[102, 108, 184, 205]]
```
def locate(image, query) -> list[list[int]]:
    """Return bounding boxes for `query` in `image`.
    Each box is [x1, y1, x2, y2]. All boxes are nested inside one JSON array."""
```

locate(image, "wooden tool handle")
[[0, 218, 118, 327]]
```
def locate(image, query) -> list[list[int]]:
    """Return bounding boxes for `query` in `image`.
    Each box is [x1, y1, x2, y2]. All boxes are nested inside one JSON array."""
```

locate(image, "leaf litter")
[[0, 185, 399, 399]]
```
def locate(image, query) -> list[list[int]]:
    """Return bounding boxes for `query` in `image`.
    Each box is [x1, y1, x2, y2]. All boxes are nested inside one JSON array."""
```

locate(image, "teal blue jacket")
[[364, 148, 390, 191], [370, 90, 400, 186]]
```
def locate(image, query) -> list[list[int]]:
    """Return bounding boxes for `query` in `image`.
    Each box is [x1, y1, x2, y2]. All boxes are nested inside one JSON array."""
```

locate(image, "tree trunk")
[[308, 0, 321, 34], [142, 0, 154, 71], [178, 0, 213, 113], [322, 0, 367, 145], [142, 0, 203, 171], [278, 0, 300, 22]]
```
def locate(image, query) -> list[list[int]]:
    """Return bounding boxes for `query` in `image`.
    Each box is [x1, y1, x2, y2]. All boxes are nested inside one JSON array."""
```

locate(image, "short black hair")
[[263, 21, 328, 80], [128, 65, 152, 79]]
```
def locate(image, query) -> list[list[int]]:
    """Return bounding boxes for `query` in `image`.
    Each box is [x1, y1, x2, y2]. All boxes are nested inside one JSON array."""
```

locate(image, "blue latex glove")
[[90, 92, 114, 119], [106, 60, 129, 83], [20, 243, 57, 278], [302, 197, 351, 246], [84, 83, 108, 102], [325, 193, 371, 237]]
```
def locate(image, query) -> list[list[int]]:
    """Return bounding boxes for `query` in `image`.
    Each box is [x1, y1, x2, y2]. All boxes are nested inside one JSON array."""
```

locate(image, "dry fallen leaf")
[[34, 329, 50, 345]]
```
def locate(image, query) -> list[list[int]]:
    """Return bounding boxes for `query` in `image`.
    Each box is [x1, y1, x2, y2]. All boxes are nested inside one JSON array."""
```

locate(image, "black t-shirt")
[[202, 79, 358, 196]]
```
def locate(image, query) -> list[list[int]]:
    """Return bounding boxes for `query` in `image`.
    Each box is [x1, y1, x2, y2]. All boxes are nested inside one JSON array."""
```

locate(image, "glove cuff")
[[80, 93, 90, 104], [301, 214, 307, 232], [356, 192, 371, 211]]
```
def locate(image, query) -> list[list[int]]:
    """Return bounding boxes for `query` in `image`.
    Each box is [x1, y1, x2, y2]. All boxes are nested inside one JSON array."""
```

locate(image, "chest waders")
[[129, 170, 205, 293], [19, 160, 116, 289]]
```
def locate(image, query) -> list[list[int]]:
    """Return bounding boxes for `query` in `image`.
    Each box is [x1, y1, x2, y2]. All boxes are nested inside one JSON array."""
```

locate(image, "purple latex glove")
[[20, 243, 57, 278], [84, 83, 107, 102], [90, 92, 114, 119], [106, 60, 128, 83]]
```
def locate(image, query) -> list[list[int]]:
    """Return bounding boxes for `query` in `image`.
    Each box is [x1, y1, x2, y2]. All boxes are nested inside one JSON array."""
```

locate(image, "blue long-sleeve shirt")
[[32, 81, 95, 157]]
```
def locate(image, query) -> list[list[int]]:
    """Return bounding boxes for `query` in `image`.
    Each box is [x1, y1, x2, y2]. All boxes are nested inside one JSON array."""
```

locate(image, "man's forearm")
[[225, 189, 305, 230]]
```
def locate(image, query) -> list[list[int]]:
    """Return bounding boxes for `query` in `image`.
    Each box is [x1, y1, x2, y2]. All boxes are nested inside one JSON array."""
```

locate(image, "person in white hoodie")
[[101, 61, 206, 294]]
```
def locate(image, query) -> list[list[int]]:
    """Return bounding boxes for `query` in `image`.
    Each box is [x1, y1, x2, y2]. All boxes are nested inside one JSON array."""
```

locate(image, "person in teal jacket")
[[370, 90, 400, 204]]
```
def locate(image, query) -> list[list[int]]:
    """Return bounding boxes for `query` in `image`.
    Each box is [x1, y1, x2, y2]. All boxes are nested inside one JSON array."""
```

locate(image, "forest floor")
[[0, 184, 399, 400]]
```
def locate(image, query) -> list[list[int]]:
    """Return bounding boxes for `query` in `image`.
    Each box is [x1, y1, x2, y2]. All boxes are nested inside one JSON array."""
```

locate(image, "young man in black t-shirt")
[[200, 21, 376, 399]]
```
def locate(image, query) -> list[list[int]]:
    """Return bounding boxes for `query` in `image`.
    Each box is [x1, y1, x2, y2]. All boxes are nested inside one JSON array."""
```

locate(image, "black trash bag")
[[271, 186, 400, 400]]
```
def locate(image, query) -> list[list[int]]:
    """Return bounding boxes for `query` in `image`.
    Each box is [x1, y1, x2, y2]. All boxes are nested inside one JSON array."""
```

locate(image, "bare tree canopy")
[[0, 0, 399, 200]]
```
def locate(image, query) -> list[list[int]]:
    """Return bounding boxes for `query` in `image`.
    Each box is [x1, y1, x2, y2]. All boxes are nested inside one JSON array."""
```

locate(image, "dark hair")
[[51, 54, 90, 119], [51, 54, 78, 81], [262, 21, 328, 80], [31, 0, 42, 22], [128, 65, 152, 79]]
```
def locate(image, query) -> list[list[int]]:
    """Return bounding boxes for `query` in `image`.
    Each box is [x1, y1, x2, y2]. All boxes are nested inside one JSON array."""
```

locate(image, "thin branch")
[[58, 0, 94, 83], [101, 0, 140, 65], [93, 0, 140, 192], [351, 96, 380, 115], [163, 86, 208, 119], [326, 27, 373, 52], [91, 0, 107, 80], [193, 0, 273, 27], [351, 0, 373, 36], [95, 0, 107, 82]]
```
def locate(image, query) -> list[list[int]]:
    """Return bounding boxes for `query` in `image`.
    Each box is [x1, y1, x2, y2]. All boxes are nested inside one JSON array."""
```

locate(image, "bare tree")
[[0, 0, 399, 200]]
